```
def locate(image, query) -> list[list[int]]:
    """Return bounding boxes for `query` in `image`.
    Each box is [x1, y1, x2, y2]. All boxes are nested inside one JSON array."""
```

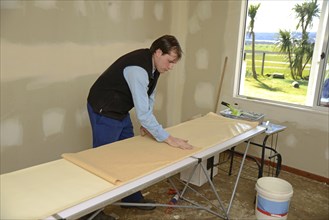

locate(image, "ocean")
[[245, 32, 317, 44]]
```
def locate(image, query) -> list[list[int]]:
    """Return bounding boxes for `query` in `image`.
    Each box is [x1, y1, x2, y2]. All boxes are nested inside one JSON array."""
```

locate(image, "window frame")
[[315, 11, 329, 107], [234, 0, 329, 113]]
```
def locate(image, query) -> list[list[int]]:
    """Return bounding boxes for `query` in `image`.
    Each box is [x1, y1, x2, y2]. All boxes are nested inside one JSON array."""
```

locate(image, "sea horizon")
[[245, 31, 317, 44]]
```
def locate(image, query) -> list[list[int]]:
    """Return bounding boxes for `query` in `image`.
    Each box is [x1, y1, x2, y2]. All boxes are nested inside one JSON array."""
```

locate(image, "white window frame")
[[234, 0, 329, 113], [307, 0, 328, 109]]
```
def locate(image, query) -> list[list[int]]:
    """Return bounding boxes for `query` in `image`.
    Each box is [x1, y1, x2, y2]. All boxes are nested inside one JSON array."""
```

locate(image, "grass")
[[245, 44, 276, 52], [241, 44, 311, 105], [243, 75, 308, 104]]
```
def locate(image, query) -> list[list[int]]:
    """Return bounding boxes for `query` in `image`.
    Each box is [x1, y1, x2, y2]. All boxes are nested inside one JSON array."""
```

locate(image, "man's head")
[[150, 35, 183, 73]]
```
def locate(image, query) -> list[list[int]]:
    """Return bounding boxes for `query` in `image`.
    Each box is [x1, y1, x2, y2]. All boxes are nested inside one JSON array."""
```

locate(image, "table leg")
[[228, 147, 235, 176]]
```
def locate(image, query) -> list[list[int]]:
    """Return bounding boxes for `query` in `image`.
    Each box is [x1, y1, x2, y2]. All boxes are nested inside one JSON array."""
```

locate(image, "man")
[[86, 35, 193, 218]]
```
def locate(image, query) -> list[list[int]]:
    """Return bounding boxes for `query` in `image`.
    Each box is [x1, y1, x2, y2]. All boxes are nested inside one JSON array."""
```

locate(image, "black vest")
[[87, 49, 160, 120]]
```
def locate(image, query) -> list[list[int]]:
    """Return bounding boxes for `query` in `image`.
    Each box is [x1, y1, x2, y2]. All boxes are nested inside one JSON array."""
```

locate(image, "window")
[[237, 0, 329, 110]]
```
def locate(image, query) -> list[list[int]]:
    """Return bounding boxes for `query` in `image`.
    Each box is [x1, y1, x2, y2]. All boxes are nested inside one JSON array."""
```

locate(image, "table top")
[[1, 112, 261, 220], [260, 121, 286, 135]]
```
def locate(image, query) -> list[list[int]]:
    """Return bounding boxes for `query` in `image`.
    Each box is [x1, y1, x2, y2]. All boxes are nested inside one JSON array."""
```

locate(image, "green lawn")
[[243, 75, 308, 104], [245, 44, 276, 52], [241, 44, 310, 105]]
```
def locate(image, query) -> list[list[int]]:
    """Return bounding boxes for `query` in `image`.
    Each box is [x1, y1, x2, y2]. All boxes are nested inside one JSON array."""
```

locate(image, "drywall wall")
[[1, 0, 328, 179], [0, 0, 174, 173], [182, 1, 229, 119]]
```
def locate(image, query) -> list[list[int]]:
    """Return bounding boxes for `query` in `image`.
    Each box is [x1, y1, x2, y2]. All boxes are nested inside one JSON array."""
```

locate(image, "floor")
[[98, 153, 328, 220]]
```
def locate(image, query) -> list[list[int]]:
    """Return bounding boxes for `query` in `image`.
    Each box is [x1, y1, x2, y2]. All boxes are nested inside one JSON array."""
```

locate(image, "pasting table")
[[1, 113, 265, 220]]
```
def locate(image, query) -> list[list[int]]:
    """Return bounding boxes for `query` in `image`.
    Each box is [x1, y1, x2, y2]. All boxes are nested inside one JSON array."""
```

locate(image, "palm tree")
[[294, 0, 320, 37], [277, 0, 320, 80], [293, 0, 320, 79], [277, 30, 295, 80], [247, 3, 261, 80]]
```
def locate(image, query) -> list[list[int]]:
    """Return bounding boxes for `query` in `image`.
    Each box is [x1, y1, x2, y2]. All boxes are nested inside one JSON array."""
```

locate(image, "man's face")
[[153, 49, 179, 73]]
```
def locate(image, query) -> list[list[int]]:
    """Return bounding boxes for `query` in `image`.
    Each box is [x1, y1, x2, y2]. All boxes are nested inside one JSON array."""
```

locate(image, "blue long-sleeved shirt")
[[123, 66, 169, 142]]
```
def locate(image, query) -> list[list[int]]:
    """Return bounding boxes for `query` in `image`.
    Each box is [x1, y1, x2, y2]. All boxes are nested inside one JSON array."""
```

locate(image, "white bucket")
[[255, 177, 293, 220]]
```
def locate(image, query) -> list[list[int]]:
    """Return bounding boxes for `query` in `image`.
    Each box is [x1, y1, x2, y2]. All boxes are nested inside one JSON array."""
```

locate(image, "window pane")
[[239, 0, 323, 106]]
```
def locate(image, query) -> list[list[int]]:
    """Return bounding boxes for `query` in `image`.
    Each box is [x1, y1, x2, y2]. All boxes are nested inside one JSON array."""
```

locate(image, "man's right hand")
[[164, 135, 194, 150]]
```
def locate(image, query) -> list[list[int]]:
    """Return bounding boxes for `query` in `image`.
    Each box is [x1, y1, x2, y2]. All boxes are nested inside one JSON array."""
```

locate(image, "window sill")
[[234, 96, 329, 116]]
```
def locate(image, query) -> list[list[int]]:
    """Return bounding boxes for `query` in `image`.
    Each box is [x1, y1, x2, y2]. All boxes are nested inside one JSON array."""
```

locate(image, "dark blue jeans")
[[87, 103, 143, 202]]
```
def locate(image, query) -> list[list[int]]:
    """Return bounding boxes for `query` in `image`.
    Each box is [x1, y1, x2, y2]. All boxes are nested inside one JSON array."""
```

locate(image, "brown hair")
[[150, 35, 182, 60]]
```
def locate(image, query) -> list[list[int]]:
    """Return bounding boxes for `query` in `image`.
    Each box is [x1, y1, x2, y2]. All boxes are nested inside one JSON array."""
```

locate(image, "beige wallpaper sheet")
[[0, 159, 113, 220], [62, 113, 258, 185]]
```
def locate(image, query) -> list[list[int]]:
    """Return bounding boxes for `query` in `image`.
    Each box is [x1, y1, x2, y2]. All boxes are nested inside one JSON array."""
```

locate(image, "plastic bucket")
[[255, 177, 293, 220]]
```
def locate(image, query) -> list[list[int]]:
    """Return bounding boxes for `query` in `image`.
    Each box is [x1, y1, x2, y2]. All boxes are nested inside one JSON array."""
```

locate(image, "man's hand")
[[164, 135, 194, 150], [141, 127, 194, 150]]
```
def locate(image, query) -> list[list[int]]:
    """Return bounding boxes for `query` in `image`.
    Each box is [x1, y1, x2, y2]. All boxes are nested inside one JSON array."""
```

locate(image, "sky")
[[249, 0, 323, 33]]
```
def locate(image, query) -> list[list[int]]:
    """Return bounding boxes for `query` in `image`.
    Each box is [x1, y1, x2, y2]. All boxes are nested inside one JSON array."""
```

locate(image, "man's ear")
[[155, 48, 163, 56]]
